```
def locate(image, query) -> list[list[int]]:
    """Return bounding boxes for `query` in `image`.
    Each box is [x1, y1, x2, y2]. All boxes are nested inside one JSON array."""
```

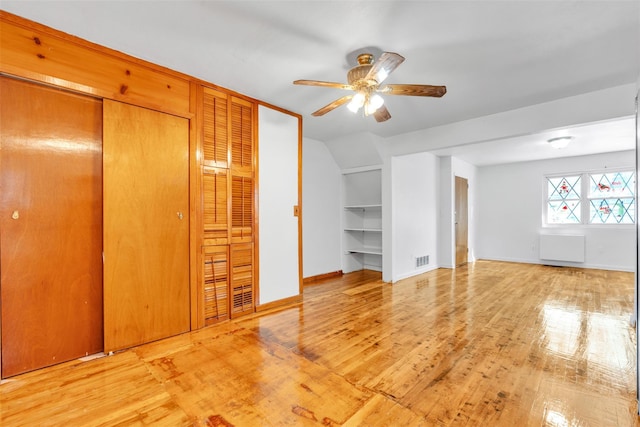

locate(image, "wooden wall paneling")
[[0, 11, 191, 118], [0, 77, 103, 377], [1, 11, 301, 335], [103, 100, 190, 352]]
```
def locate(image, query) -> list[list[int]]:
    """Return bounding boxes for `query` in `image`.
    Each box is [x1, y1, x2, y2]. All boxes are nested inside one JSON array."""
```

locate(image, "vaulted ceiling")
[[3, 1, 639, 164]]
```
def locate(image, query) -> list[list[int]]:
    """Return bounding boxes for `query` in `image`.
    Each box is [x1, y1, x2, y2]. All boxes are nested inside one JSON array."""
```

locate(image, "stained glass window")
[[547, 175, 581, 224], [545, 170, 635, 226], [588, 171, 635, 224]]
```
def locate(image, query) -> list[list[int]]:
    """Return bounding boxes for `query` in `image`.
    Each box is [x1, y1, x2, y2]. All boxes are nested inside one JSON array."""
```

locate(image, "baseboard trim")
[[255, 294, 302, 313], [303, 270, 343, 285]]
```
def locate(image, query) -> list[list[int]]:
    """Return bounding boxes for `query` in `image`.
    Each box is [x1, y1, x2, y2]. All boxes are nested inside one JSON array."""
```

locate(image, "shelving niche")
[[342, 168, 382, 273]]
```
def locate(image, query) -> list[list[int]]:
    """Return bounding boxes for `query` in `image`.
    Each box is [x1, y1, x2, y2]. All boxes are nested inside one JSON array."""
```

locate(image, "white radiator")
[[539, 234, 585, 263]]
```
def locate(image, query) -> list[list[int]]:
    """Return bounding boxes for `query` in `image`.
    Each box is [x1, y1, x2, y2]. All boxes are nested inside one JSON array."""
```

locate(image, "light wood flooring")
[[1, 261, 638, 426]]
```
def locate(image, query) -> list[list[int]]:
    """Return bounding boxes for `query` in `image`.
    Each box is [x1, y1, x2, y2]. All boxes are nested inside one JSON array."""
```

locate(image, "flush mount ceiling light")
[[547, 136, 574, 149]]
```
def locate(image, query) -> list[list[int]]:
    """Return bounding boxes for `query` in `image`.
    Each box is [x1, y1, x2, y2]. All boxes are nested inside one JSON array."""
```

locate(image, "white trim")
[[341, 165, 383, 175]]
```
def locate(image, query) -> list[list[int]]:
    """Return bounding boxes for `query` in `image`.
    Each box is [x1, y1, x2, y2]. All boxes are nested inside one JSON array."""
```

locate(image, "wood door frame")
[[455, 176, 469, 267]]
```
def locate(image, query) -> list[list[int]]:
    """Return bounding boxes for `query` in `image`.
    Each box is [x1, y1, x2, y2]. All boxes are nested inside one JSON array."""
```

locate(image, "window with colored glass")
[[588, 171, 635, 224], [546, 175, 581, 224]]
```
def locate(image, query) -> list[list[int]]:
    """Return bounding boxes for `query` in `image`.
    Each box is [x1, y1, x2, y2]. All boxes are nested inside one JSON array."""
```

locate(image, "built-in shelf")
[[344, 204, 382, 210], [345, 247, 383, 255], [342, 168, 383, 273]]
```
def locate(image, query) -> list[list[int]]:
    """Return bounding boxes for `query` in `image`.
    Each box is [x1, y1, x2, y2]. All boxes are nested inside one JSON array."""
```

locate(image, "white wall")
[[476, 150, 635, 271], [258, 106, 300, 304], [438, 157, 453, 267], [324, 131, 383, 170], [391, 152, 439, 282], [302, 137, 342, 278]]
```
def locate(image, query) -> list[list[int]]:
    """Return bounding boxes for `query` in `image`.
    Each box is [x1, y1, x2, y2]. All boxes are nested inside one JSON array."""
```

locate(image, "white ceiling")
[[431, 116, 636, 167], [3, 1, 638, 166]]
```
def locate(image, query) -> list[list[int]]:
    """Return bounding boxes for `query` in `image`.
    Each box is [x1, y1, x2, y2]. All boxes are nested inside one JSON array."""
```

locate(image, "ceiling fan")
[[293, 52, 446, 123]]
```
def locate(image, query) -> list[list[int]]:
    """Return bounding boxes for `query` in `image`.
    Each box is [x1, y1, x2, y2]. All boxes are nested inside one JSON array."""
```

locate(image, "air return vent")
[[416, 255, 429, 268]]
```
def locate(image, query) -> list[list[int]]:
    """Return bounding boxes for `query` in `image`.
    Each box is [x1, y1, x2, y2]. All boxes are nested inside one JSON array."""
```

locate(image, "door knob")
[[177, 212, 183, 220], [11, 210, 19, 220]]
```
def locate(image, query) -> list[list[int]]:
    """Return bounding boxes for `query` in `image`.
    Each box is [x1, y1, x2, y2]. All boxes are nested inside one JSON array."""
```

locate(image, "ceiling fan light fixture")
[[347, 92, 365, 113], [547, 136, 574, 149], [364, 102, 375, 116], [370, 94, 384, 110], [293, 51, 446, 121]]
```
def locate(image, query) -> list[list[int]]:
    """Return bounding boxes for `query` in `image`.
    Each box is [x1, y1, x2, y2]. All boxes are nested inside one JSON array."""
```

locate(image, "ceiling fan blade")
[[374, 105, 391, 123], [311, 95, 353, 116], [364, 52, 405, 84], [380, 84, 447, 97], [294, 80, 354, 90]]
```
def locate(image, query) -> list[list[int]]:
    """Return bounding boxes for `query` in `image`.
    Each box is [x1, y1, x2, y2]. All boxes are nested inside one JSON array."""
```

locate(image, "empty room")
[[1, 1, 639, 426]]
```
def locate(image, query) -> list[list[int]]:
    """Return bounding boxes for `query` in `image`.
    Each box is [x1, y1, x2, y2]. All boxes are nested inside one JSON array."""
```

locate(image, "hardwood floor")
[[1, 261, 637, 426]]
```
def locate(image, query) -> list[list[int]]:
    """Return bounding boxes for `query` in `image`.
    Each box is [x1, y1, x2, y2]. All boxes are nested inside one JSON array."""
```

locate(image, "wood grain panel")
[[0, 76, 103, 377], [103, 100, 190, 352], [0, 12, 190, 117]]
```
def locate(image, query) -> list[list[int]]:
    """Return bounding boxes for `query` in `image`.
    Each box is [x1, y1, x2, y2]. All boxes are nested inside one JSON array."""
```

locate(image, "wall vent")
[[416, 255, 429, 268]]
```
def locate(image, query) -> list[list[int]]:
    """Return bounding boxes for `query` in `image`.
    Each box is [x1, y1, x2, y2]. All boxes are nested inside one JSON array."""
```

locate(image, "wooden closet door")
[[0, 77, 103, 377], [103, 100, 190, 352]]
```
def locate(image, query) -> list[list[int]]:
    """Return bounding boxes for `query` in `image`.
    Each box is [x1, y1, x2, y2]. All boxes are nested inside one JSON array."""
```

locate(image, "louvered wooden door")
[[203, 167, 229, 246], [230, 243, 254, 316], [229, 96, 255, 316], [231, 175, 253, 243], [199, 89, 255, 323], [230, 96, 254, 245], [203, 245, 229, 324], [0, 77, 103, 377], [203, 88, 229, 169], [103, 100, 190, 352]]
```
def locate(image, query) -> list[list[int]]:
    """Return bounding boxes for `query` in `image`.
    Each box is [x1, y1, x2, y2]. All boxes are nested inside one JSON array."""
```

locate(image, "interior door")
[[0, 77, 103, 377], [103, 100, 190, 352], [455, 176, 468, 267]]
